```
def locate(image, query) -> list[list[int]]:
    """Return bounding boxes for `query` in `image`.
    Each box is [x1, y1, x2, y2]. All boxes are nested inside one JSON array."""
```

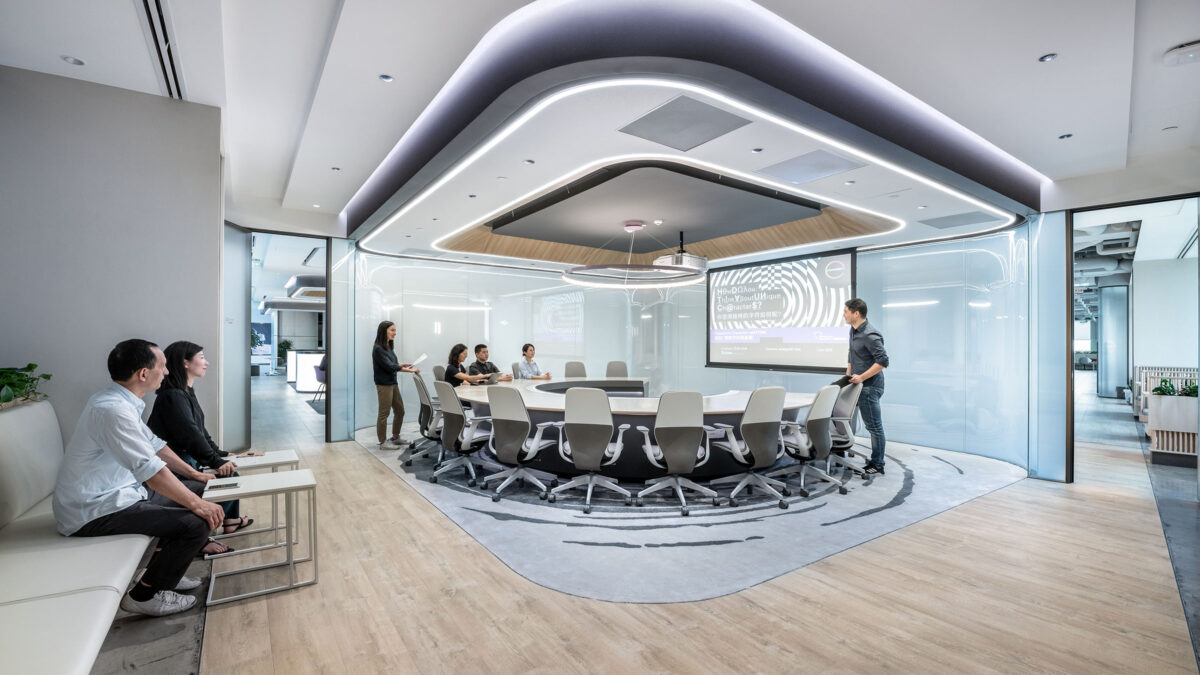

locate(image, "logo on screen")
[[824, 259, 846, 280]]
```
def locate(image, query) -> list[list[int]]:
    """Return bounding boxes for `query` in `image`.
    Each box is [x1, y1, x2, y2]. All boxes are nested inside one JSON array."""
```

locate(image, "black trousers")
[[73, 479, 210, 593]]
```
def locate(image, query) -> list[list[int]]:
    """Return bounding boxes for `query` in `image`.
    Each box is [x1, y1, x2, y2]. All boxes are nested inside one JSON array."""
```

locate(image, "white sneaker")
[[174, 575, 202, 591], [121, 589, 197, 617]]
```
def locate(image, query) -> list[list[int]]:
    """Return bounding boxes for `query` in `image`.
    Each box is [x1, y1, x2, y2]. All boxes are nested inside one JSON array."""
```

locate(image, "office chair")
[[429, 381, 492, 486], [709, 386, 790, 508], [635, 390, 718, 515], [605, 360, 628, 377], [564, 361, 586, 377], [433, 364, 446, 383], [828, 382, 871, 479], [403, 375, 443, 466], [550, 387, 633, 513], [311, 365, 326, 402], [478, 386, 559, 501], [768, 385, 847, 497], [511, 362, 520, 379]]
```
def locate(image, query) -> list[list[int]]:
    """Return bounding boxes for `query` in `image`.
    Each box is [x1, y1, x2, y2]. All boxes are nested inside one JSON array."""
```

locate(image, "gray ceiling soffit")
[[617, 95, 752, 151], [486, 159, 822, 231], [756, 149, 866, 185], [919, 211, 1002, 229], [491, 166, 821, 253], [258, 298, 326, 312], [343, 0, 1041, 240], [284, 274, 327, 294]]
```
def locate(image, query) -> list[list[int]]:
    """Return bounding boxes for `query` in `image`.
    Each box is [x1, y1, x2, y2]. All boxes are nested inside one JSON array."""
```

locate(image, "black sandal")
[[222, 517, 254, 534], [199, 538, 234, 557]]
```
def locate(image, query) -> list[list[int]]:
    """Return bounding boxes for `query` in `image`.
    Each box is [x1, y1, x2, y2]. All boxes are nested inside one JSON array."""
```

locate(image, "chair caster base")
[[548, 494, 556, 503], [798, 489, 810, 498], [623, 497, 633, 506], [491, 494, 501, 502], [539, 491, 548, 500], [428, 476, 438, 484], [680, 507, 689, 516], [838, 486, 848, 495], [781, 487, 792, 497], [778, 500, 788, 509], [467, 479, 476, 487], [728, 498, 739, 507], [635, 497, 644, 507], [583, 505, 592, 514], [404, 459, 413, 467], [711, 497, 721, 507]]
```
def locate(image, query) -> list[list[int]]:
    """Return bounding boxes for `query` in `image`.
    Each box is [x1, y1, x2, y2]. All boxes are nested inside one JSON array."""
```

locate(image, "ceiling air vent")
[[618, 96, 751, 152], [755, 149, 864, 185], [919, 211, 1000, 229]]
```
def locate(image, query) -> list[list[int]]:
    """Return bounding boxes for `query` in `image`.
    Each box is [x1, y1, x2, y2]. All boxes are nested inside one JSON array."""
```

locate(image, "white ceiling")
[[2, 0, 1198, 247]]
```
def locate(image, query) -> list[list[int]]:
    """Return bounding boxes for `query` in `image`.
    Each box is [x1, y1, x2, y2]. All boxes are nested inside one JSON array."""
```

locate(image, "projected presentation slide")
[[707, 251, 854, 371]]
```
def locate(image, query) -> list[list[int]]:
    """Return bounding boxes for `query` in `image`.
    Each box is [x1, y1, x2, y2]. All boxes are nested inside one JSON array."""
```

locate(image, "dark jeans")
[[858, 384, 886, 467], [73, 479, 210, 593]]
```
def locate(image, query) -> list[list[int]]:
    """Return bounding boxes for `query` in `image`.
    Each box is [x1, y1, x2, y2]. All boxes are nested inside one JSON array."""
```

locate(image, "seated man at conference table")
[[467, 343, 512, 384]]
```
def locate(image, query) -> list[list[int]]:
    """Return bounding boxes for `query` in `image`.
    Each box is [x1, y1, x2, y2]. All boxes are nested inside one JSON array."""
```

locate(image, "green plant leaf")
[[0, 385, 13, 403]]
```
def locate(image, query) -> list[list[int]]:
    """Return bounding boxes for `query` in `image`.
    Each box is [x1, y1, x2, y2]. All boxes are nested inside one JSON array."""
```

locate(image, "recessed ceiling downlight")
[[1058, 133, 1073, 140], [1162, 126, 1179, 132], [331, 167, 341, 172], [378, 74, 394, 82], [61, 55, 85, 66], [1038, 53, 1058, 62]]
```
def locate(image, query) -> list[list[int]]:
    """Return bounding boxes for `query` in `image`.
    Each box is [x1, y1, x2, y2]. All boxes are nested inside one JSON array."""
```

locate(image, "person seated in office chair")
[[54, 339, 225, 617], [516, 343, 551, 380], [446, 343, 491, 386], [468, 344, 512, 384]]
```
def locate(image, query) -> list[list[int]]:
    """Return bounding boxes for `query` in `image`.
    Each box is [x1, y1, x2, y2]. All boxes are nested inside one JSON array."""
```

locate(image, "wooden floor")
[[201, 378, 1197, 673]]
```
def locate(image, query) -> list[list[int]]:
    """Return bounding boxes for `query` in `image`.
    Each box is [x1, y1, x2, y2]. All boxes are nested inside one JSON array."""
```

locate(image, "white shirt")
[[53, 383, 167, 535], [517, 359, 542, 379]]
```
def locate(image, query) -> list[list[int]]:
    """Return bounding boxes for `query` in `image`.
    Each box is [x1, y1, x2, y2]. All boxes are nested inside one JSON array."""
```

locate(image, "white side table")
[[202, 469, 317, 605], [210, 450, 301, 544]]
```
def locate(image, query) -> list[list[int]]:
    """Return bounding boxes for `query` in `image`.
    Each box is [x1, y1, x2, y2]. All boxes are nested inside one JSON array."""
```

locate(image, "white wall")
[[0, 66, 222, 440], [278, 311, 322, 350], [1132, 258, 1199, 369]]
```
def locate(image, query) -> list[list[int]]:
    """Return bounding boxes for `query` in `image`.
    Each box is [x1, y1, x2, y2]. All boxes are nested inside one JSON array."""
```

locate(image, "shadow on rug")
[[359, 426, 1025, 603]]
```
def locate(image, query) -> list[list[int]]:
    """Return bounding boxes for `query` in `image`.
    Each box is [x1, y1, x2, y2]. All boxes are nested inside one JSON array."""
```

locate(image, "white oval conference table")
[[453, 377, 815, 480]]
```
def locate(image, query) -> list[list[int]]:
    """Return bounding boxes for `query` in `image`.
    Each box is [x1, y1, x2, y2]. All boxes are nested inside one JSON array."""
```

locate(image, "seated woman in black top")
[[446, 343, 489, 386], [148, 341, 253, 537]]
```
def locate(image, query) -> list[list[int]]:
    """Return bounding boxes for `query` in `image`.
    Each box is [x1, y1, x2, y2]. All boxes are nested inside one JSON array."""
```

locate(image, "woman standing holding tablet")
[[373, 321, 420, 447]]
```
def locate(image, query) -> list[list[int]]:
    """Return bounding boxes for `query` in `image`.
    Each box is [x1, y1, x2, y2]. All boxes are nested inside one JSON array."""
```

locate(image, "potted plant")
[[0, 363, 52, 411], [1147, 378, 1199, 450], [278, 339, 293, 369]]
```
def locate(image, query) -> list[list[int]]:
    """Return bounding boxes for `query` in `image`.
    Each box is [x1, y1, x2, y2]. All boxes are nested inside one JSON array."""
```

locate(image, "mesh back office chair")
[[511, 362, 521, 379], [768, 385, 847, 496], [430, 381, 492, 485], [550, 387, 633, 513], [709, 386, 790, 508], [433, 364, 446, 383], [564, 361, 586, 377], [478, 386, 559, 501], [403, 375, 443, 466], [634, 391, 718, 515], [828, 382, 869, 478], [605, 361, 628, 377]]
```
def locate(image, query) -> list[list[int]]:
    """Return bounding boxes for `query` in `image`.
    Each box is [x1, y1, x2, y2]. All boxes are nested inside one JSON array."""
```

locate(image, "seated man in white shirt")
[[53, 339, 226, 617]]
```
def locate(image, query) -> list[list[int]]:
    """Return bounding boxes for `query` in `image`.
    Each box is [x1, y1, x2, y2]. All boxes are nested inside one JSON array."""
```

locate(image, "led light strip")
[[357, 77, 1018, 263]]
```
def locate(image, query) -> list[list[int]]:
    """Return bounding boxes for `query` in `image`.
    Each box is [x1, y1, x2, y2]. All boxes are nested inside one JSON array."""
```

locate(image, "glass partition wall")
[[353, 222, 1059, 475]]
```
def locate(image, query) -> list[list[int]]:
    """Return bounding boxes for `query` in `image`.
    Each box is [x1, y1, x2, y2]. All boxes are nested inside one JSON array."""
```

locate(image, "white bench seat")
[[0, 589, 123, 674], [0, 498, 149, 605]]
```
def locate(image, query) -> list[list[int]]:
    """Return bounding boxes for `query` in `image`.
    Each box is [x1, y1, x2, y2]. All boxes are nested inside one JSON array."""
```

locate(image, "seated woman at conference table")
[[445, 343, 490, 386], [516, 343, 551, 380]]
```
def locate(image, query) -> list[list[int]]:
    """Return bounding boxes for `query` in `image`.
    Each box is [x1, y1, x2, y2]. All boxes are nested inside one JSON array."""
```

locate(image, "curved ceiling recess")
[[285, 273, 327, 298], [349, 0, 1043, 265]]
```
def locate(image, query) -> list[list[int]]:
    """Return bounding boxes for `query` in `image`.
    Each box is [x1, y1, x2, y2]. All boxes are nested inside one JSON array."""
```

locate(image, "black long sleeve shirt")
[[373, 344, 402, 386], [147, 387, 229, 468], [847, 320, 889, 389]]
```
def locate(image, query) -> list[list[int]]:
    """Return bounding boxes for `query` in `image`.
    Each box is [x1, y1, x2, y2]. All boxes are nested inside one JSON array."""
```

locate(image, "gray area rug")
[[358, 426, 1026, 603], [91, 557, 210, 674]]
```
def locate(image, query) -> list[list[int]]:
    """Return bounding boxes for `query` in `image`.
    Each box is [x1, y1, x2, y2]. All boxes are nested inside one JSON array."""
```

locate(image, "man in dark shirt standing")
[[467, 344, 512, 384], [844, 298, 890, 475]]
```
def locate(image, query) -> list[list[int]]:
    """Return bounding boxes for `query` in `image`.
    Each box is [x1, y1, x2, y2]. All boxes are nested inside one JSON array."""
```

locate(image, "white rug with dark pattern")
[[357, 427, 1025, 603]]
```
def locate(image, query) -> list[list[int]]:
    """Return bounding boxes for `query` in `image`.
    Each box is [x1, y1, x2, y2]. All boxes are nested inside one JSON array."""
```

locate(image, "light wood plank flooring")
[[201, 377, 1196, 673]]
